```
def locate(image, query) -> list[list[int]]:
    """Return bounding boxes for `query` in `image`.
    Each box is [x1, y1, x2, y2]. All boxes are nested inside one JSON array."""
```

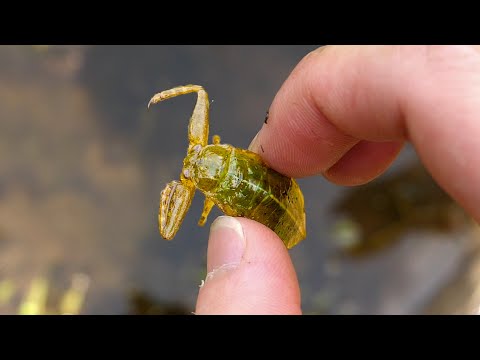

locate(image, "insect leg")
[[159, 180, 195, 240], [148, 85, 209, 148], [198, 198, 215, 226], [212, 135, 221, 144]]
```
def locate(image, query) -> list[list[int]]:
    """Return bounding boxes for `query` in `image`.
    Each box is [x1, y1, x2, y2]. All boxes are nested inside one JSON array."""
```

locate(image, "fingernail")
[[248, 131, 261, 152], [207, 216, 246, 273]]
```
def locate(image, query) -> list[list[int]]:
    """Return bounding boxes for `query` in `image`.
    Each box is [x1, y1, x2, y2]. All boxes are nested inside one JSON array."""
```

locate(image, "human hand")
[[195, 45, 480, 314]]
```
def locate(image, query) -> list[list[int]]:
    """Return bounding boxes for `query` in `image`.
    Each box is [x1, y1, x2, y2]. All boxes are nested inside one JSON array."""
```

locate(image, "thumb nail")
[[207, 216, 246, 274], [248, 131, 260, 152]]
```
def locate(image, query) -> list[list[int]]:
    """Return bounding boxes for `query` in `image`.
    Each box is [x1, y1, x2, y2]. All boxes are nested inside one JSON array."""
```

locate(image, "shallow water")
[[0, 45, 477, 314]]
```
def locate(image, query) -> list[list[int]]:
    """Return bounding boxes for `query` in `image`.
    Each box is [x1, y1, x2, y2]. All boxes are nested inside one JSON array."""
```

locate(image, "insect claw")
[[147, 85, 209, 146], [159, 180, 195, 240], [147, 98, 155, 110], [147, 96, 159, 109], [147, 93, 167, 109]]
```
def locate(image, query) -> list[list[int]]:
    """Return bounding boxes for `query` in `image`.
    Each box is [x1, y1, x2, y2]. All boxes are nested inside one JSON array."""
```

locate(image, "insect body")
[[148, 85, 306, 249]]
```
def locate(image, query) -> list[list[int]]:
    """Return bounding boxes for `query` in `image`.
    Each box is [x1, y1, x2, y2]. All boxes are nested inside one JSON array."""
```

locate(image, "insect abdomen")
[[212, 147, 306, 248]]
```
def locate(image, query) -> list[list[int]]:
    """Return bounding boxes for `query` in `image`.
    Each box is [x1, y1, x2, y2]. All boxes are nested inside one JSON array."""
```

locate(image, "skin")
[[194, 45, 480, 315]]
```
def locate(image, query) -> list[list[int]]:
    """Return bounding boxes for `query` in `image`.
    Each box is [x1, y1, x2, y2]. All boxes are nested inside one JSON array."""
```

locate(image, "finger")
[[324, 140, 405, 186], [195, 216, 301, 315], [250, 45, 480, 222]]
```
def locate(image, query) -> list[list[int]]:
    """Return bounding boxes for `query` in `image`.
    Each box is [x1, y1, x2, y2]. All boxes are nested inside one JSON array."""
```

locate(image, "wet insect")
[[148, 85, 306, 249]]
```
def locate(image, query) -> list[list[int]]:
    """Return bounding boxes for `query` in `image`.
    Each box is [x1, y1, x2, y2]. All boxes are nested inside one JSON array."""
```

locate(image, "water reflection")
[[128, 290, 190, 315], [0, 45, 478, 314], [331, 163, 470, 258], [0, 273, 89, 315]]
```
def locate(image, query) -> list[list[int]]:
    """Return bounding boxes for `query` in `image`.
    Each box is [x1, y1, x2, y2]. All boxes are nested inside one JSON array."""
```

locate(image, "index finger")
[[249, 45, 480, 222]]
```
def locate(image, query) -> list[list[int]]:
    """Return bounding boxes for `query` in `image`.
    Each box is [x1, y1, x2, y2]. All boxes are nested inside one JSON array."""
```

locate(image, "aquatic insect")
[[148, 85, 306, 249]]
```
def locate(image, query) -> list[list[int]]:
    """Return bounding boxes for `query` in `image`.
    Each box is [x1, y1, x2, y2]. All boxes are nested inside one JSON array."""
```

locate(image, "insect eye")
[[183, 169, 191, 178]]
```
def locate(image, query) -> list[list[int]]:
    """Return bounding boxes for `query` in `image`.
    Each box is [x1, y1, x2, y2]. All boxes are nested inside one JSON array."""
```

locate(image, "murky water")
[[0, 45, 478, 314]]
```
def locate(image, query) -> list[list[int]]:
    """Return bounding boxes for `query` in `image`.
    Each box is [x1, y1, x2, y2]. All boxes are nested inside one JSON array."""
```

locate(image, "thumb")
[[195, 216, 302, 315]]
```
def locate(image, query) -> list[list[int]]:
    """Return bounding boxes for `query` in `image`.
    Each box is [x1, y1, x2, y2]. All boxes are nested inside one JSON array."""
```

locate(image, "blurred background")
[[0, 45, 479, 314]]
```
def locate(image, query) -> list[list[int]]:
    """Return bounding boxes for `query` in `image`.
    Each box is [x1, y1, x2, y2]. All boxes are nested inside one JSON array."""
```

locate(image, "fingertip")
[[195, 217, 302, 315]]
